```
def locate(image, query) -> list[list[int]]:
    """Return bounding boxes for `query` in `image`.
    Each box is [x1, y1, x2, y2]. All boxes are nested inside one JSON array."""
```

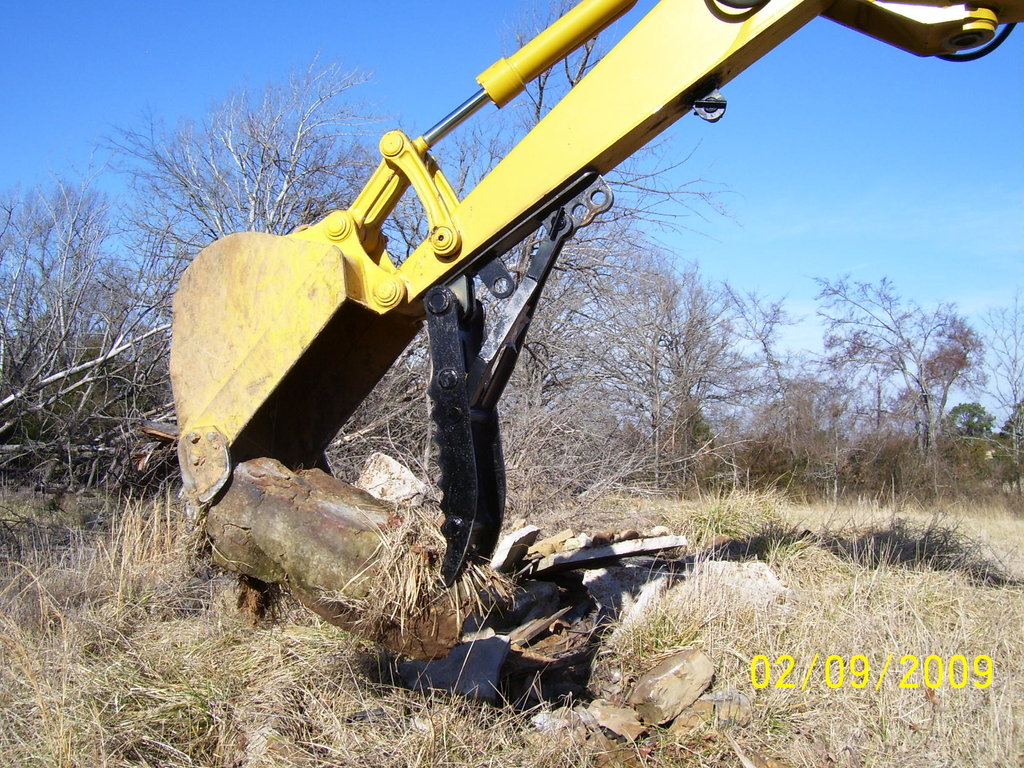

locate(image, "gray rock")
[[398, 635, 510, 703], [627, 647, 715, 725], [699, 688, 753, 727]]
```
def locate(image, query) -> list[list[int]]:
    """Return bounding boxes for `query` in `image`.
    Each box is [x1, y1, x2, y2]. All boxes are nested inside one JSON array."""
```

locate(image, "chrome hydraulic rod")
[[423, 88, 490, 147]]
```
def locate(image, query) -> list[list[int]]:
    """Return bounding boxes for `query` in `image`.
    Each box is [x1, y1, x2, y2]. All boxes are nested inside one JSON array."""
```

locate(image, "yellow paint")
[[170, 233, 349, 443], [477, 0, 639, 107]]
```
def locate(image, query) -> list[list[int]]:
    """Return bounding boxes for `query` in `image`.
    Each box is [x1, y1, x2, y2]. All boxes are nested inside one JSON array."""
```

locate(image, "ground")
[[0, 488, 1020, 767]]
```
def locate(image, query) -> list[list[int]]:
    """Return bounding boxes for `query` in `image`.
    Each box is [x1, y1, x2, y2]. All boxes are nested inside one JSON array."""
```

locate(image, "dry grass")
[[0, 489, 1021, 766], [318, 504, 516, 647]]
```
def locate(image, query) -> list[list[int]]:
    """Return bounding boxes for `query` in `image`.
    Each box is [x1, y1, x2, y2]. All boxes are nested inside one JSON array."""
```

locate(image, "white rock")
[[683, 560, 789, 607], [612, 576, 670, 638], [582, 561, 670, 622], [398, 635, 510, 703], [355, 452, 427, 505], [531, 707, 585, 734], [489, 525, 541, 573]]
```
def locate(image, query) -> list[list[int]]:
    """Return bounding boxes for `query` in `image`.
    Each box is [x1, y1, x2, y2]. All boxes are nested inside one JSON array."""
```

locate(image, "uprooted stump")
[[206, 457, 510, 660]]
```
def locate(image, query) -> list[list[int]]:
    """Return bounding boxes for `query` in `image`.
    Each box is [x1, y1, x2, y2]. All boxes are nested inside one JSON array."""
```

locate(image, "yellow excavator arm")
[[170, 0, 1020, 582]]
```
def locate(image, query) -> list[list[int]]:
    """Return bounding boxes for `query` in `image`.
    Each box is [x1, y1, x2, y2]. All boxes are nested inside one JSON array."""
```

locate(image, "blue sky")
[[2, 1, 1021, 382]]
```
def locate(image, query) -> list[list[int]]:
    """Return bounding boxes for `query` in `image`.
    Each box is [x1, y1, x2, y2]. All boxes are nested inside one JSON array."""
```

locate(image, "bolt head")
[[430, 226, 458, 256], [437, 369, 460, 389], [425, 289, 451, 315], [373, 277, 404, 307], [324, 211, 351, 240], [441, 516, 465, 537]]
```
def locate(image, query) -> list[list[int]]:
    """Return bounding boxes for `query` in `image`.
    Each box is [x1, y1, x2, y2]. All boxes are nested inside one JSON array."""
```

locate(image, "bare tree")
[[111, 61, 377, 257], [817, 277, 984, 457], [581, 256, 748, 488], [982, 289, 1024, 490], [0, 177, 171, 487]]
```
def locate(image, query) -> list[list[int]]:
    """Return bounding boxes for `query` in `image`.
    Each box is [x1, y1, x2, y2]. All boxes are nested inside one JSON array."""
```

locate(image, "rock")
[[612, 576, 670, 637], [355, 452, 427, 505], [398, 635, 510, 703], [649, 525, 672, 537], [531, 706, 587, 735], [615, 529, 641, 542], [493, 578, 561, 629], [531, 542, 558, 558], [460, 626, 497, 642], [528, 535, 688, 576], [683, 561, 789, 607], [509, 605, 573, 646], [489, 525, 541, 573], [562, 536, 584, 551], [699, 688, 753, 727], [627, 647, 715, 725], [528, 529, 575, 556], [667, 708, 712, 733], [587, 699, 647, 742], [668, 689, 752, 734]]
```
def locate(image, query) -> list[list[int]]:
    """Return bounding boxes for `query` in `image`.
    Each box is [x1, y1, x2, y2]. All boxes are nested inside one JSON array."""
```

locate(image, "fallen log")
[[206, 457, 500, 660]]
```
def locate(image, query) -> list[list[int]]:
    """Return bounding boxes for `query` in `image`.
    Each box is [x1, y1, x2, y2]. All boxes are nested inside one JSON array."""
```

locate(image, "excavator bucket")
[[170, 232, 420, 472]]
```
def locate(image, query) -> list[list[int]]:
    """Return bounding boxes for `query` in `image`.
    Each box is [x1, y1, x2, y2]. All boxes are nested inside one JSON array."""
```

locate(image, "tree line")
[[0, 59, 1020, 506]]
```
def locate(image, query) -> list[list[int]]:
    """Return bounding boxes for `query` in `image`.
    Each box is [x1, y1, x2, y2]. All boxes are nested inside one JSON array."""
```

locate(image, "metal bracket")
[[694, 88, 727, 122], [477, 258, 516, 298], [292, 129, 463, 313], [468, 177, 613, 411]]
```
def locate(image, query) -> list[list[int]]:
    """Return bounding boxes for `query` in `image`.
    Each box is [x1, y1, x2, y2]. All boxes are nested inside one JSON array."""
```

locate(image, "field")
[[0, 490, 1021, 767]]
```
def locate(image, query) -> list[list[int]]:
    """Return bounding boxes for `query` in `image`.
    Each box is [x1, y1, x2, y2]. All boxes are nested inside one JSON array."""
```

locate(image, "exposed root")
[[236, 574, 282, 625], [317, 503, 515, 650]]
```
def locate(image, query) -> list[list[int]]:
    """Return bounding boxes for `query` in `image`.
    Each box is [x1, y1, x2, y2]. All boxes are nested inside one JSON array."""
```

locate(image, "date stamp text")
[[750, 654, 993, 690]]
